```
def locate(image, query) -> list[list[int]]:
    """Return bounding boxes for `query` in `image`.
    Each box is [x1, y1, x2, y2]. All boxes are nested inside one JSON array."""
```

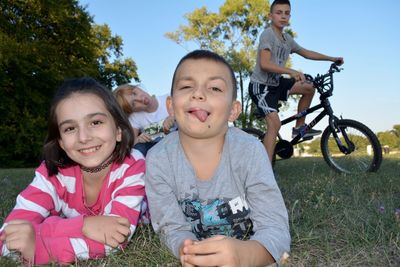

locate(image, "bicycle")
[[242, 63, 382, 174]]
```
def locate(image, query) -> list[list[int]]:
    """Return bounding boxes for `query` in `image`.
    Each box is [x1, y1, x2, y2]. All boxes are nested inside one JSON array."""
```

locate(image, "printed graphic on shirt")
[[143, 120, 165, 141], [179, 195, 253, 240]]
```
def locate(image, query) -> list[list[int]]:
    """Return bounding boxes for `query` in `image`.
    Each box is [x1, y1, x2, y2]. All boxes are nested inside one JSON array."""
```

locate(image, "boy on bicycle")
[[145, 50, 290, 266], [249, 0, 343, 162]]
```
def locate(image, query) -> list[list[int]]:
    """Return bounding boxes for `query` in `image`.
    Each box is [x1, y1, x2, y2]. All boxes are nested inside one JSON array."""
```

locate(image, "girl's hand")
[[163, 116, 175, 134], [137, 133, 152, 143], [2, 220, 35, 263], [82, 216, 130, 248]]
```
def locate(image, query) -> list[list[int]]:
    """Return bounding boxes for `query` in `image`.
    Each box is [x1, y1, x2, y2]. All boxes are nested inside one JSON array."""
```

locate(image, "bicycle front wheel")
[[320, 119, 382, 174]]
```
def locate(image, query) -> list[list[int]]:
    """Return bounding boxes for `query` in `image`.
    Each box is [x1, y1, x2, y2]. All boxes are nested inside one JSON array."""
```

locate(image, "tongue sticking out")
[[191, 110, 209, 122]]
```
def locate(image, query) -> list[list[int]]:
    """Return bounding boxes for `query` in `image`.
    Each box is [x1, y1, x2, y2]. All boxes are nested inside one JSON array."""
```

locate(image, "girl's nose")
[[78, 127, 92, 143]]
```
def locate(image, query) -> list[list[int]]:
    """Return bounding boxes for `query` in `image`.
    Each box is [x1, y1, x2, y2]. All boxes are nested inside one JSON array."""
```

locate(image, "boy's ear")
[[166, 96, 175, 116], [228, 100, 242, 122]]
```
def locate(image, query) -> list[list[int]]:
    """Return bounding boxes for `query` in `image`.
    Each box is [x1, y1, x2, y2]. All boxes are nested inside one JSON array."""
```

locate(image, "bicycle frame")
[[280, 99, 334, 145], [244, 62, 382, 173], [279, 68, 355, 155]]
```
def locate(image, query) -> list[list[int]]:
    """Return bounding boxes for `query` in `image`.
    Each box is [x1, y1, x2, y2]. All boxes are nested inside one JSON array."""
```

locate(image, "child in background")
[[0, 77, 146, 265], [113, 84, 175, 156], [145, 50, 290, 266], [249, 0, 343, 162]]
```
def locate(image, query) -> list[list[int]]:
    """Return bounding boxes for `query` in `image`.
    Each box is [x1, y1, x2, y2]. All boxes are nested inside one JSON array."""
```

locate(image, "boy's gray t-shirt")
[[145, 127, 290, 263], [251, 27, 302, 86]]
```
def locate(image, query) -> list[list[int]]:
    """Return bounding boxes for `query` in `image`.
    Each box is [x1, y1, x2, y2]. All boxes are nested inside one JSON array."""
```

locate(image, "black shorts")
[[248, 77, 295, 116]]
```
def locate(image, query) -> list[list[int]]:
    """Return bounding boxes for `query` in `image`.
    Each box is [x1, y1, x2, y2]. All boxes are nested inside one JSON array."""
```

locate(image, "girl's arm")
[[133, 127, 152, 144], [1, 156, 146, 264]]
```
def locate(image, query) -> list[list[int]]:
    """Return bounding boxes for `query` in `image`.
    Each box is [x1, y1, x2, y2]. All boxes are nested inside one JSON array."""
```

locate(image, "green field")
[[0, 155, 399, 266]]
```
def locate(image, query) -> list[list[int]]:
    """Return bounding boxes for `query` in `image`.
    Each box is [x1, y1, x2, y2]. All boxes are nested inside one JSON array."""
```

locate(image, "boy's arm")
[[244, 141, 291, 264], [260, 49, 305, 81], [296, 48, 343, 64], [145, 148, 197, 257]]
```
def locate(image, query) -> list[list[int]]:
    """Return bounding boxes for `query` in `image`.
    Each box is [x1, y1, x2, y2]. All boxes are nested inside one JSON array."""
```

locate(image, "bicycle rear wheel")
[[241, 128, 264, 141], [320, 119, 382, 174]]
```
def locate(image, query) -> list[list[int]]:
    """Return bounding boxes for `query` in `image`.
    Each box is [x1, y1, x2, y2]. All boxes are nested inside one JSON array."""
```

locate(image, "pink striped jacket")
[[0, 149, 146, 264]]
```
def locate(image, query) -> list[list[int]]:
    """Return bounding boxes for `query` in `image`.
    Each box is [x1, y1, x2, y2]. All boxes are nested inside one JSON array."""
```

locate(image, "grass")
[[0, 155, 399, 266]]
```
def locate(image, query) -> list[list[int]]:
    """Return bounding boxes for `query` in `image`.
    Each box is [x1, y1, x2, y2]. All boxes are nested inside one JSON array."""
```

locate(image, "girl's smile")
[[56, 93, 122, 169]]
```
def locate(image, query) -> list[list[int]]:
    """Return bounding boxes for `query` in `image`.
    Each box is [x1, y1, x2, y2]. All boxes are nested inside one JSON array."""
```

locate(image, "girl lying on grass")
[[0, 77, 146, 265]]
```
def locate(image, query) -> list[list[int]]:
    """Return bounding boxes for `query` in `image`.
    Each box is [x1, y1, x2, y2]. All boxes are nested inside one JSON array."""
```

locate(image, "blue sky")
[[79, 0, 400, 138]]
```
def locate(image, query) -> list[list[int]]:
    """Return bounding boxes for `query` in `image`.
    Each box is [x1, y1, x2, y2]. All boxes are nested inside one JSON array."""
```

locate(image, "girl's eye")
[[91, 120, 103, 126], [63, 126, 75, 133]]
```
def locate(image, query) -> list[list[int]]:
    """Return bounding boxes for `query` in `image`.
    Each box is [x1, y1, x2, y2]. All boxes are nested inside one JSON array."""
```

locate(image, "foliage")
[[378, 124, 400, 149], [166, 0, 271, 128], [91, 24, 139, 88], [0, 0, 139, 167]]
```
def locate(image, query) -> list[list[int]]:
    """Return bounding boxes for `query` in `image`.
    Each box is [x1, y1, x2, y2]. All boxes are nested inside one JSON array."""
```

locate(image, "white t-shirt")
[[128, 94, 169, 131]]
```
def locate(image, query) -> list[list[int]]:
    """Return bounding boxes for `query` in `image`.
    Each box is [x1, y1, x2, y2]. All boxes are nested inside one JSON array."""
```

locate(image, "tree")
[[165, 0, 270, 128], [91, 24, 139, 88], [391, 124, 400, 138], [0, 0, 139, 167], [377, 124, 400, 149]]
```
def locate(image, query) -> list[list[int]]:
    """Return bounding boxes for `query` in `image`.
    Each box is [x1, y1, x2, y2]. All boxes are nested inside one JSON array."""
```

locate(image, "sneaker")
[[292, 125, 322, 138]]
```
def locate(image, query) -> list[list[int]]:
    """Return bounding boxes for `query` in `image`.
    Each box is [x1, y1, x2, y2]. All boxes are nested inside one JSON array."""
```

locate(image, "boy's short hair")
[[170, 49, 238, 100], [270, 0, 291, 12]]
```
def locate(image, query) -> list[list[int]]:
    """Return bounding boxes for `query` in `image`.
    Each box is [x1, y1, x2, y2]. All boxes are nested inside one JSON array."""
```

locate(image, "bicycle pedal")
[[302, 136, 314, 141]]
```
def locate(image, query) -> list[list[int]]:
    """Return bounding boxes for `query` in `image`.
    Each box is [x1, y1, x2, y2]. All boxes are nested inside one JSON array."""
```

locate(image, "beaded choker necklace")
[[80, 156, 113, 173]]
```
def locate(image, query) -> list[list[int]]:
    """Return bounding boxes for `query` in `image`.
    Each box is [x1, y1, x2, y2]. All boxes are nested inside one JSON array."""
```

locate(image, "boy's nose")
[[191, 87, 206, 101]]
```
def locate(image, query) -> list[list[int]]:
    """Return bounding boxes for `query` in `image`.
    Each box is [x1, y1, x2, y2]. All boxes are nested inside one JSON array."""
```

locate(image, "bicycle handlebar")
[[305, 63, 343, 98]]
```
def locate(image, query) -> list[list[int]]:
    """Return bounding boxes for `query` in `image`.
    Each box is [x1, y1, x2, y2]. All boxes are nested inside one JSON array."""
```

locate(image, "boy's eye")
[[210, 87, 222, 92], [179, 85, 192, 90]]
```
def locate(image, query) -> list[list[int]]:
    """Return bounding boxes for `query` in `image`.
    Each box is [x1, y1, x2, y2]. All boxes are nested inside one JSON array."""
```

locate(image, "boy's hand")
[[289, 69, 306, 82], [1, 220, 35, 263], [181, 235, 274, 267], [163, 116, 175, 134], [137, 132, 152, 143], [182, 236, 242, 267], [180, 239, 197, 267], [82, 216, 130, 248], [334, 57, 344, 65]]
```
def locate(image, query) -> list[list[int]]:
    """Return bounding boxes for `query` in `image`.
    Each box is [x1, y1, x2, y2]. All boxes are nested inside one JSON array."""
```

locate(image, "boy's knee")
[[266, 114, 281, 132], [305, 84, 316, 95]]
